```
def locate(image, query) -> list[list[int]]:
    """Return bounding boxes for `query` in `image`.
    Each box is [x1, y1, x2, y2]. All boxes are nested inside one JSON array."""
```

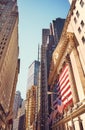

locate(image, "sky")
[[17, 0, 70, 99]]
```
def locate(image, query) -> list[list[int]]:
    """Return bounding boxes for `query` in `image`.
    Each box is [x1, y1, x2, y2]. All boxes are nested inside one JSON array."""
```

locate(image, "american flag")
[[57, 99, 64, 113], [59, 64, 73, 109], [53, 64, 73, 113]]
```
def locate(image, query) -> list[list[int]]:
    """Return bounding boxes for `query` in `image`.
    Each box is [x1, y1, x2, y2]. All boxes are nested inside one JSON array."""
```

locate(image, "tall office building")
[[18, 100, 26, 130], [40, 19, 65, 130], [26, 60, 40, 130], [40, 29, 50, 130], [27, 60, 40, 90], [26, 86, 37, 130], [13, 91, 23, 119], [0, 0, 19, 129], [47, 18, 65, 79], [13, 100, 26, 130]]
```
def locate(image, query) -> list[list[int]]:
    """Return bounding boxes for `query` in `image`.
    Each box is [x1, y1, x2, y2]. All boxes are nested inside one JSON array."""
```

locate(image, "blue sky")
[[17, 0, 70, 99]]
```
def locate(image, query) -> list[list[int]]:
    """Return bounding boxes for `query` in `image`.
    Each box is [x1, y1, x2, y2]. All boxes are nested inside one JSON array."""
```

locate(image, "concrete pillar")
[[70, 47, 85, 100]]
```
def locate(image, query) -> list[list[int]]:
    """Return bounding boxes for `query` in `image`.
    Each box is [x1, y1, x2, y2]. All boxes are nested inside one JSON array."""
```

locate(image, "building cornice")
[[48, 32, 75, 85]]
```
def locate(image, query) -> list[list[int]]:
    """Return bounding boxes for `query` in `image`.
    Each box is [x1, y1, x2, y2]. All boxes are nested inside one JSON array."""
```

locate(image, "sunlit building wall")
[[0, 0, 19, 129], [67, 0, 85, 87], [26, 86, 36, 130], [48, 0, 85, 129]]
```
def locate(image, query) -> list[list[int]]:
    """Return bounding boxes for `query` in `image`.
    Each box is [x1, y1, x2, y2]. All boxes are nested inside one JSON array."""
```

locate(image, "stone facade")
[[48, 0, 85, 129]]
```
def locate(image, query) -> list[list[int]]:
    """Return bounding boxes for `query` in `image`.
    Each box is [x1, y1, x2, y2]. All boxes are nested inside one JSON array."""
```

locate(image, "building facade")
[[48, 0, 85, 129], [26, 86, 37, 130], [0, 0, 19, 129], [27, 60, 40, 90], [40, 29, 50, 130], [40, 19, 65, 130], [26, 60, 40, 130], [47, 18, 65, 78], [47, 18, 65, 130], [13, 100, 26, 130], [13, 91, 23, 119]]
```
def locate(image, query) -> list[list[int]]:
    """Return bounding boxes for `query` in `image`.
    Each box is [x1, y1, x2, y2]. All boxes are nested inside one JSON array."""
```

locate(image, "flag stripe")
[[59, 65, 68, 81], [59, 64, 73, 108], [59, 71, 69, 86], [61, 85, 71, 96], [62, 91, 72, 102], [64, 98, 73, 108], [60, 79, 70, 92]]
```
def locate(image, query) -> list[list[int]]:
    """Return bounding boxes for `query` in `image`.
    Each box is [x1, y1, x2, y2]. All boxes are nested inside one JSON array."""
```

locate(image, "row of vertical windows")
[[0, 16, 15, 57], [78, 20, 84, 33], [74, 17, 84, 28], [73, 4, 85, 44], [0, 34, 8, 58]]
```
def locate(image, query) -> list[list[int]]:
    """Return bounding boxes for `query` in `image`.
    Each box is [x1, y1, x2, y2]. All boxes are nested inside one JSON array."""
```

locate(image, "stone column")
[[66, 54, 79, 104], [70, 47, 85, 100]]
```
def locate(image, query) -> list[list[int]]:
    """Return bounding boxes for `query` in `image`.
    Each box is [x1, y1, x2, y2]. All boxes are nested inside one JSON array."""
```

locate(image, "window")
[[76, 10, 80, 17], [81, 20, 84, 27], [80, 0, 84, 7], [4, 42, 6, 45], [74, 17, 77, 23], [2, 46, 4, 50], [78, 27, 81, 33], [0, 51, 3, 55], [82, 36, 85, 43]]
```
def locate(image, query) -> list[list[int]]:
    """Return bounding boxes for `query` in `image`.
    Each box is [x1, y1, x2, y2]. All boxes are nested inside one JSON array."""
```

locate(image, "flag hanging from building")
[[52, 64, 73, 115], [57, 99, 64, 113], [53, 98, 64, 114], [59, 64, 73, 109]]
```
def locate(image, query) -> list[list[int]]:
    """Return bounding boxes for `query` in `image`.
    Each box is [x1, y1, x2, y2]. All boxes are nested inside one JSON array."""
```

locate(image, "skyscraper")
[[26, 60, 40, 130], [47, 18, 65, 78], [40, 18, 65, 130], [40, 29, 50, 130], [26, 86, 37, 130], [0, 0, 19, 129], [13, 91, 22, 119], [27, 60, 40, 90]]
